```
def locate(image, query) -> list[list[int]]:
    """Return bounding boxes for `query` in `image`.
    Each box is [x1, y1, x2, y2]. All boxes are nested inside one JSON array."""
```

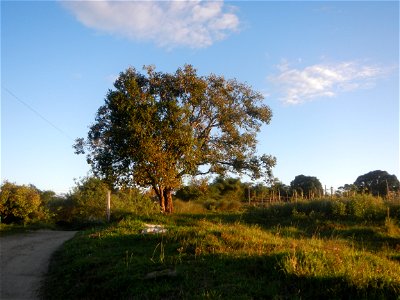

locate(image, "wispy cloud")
[[269, 60, 392, 105], [61, 0, 239, 49]]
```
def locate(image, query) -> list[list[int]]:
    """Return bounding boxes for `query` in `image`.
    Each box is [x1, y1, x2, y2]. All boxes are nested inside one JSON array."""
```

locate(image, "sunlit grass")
[[42, 200, 400, 299]]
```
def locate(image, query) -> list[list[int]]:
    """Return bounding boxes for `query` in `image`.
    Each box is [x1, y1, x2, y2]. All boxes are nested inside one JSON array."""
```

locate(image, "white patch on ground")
[[141, 224, 167, 234]]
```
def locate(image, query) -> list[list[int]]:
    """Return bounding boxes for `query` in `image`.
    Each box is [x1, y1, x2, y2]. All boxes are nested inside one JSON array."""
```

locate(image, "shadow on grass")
[[128, 210, 400, 254], [42, 225, 399, 300], [43, 250, 399, 299], [240, 207, 400, 253]]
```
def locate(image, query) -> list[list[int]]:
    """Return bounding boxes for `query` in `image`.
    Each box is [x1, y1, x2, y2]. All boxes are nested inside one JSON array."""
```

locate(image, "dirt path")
[[0, 230, 77, 300]]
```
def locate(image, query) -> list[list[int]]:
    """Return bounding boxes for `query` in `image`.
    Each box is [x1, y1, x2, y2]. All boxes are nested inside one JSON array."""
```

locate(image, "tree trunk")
[[152, 185, 173, 214], [159, 192, 166, 213], [153, 185, 166, 213], [164, 188, 173, 214]]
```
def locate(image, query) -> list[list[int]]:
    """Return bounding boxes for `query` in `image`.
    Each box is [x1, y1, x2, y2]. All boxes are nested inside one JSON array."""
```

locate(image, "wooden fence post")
[[106, 190, 111, 222]]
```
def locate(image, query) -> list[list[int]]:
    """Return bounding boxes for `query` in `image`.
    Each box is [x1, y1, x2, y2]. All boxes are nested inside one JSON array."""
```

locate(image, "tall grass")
[[246, 195, 399, 224]]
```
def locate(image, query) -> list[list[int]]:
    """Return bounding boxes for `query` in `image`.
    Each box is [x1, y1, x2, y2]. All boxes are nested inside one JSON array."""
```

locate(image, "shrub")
[[203, 199, 217, 211], [0, 181, 44, 224], [69, 177, 109, 222], [112, 190, 159, 219], [216, 199, 242, 212], [346, 195, 386, 221], [331, 200, 347, 217]]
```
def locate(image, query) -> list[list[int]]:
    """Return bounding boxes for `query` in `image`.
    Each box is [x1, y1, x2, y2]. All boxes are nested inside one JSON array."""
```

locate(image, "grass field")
[[41, 197, 400, 299]]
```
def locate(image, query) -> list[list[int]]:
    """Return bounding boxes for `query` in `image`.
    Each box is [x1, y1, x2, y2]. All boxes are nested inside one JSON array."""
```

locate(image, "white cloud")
[[269, 61, 390, 105], [61, 0, 239, 49]]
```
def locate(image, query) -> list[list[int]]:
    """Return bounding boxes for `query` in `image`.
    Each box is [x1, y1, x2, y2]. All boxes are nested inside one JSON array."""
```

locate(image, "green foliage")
[[346, 194, 386, 220], [209, 176, 244, 202], [331, 200, 347, 217], [45, 195, 75, 224], [75, 65, 275, 213], [245, 196, 398, 227], [174, 185, 205, 201], [175, 176, 245, 212], [65, 177, 159, 223], [290, 174, 323, 198], [111, 187, 159, 219], [354, 170, 400, 197], [69, 177, 110, 221], [0, 181, 46, 224], [384, 216, 400, 237]]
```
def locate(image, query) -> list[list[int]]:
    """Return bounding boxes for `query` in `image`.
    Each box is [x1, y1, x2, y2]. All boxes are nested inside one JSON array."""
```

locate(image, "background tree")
[[175, 177, 210, 202], [337, 184, 357, 197], [208, 176, 244, 202], [0, 181, 42, 224], [69, 177, 110, 221], [75, 65, 276, 213], [270, 179, 291, 201], [290, 175, 323, 199], [354, 170, 399, 197]]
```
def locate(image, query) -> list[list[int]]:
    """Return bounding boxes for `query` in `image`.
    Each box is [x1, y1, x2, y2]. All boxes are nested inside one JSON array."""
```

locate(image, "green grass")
[[41, 200, 400, 299], [0, 222, 56, 236]]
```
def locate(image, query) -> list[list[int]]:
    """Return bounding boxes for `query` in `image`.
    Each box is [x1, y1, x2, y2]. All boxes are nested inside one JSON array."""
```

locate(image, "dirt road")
[[0, 230, 77, 300]]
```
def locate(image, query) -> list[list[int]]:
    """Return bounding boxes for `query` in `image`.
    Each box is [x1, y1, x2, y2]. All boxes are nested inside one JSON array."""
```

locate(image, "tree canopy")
[[0, 181, 42, 224], [290, 175, 323, 198], [75, 65, 276, 213], [354, 170, 399, 197]]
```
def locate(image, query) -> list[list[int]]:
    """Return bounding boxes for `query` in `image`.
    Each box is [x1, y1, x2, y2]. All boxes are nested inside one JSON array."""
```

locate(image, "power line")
[[2, 86, 74, 141]]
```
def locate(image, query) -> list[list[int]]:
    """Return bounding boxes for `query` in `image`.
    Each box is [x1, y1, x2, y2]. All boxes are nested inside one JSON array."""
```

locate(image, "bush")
[[111, 190, 159, 220], [0, 181, 45, 224], [216, 199, 243, 212], [245, 196, 393, 226], [203, 199, 217, 211], [346, 195, 386, 221], [331, 200, 347, 217], [69, 177, 109, 222]]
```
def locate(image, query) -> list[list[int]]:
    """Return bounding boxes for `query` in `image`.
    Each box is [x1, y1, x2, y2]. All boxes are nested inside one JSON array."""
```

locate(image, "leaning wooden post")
[[106, 190, 111, 222], [386, 179, 390, 198]]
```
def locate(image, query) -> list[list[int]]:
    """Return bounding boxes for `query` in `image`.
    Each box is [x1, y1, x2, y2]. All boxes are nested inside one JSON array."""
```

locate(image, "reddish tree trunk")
[[152, 185, 173, 213], [164, 188, 173, 214], [159, 192, 166, 213]]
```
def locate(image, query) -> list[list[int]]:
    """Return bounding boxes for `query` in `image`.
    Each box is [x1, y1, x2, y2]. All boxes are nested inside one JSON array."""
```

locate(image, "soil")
[[0, 230, 77, 300]]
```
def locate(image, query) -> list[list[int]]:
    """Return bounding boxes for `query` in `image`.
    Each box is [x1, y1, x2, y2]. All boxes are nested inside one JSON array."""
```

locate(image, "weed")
[[385, 216, 400, 237]]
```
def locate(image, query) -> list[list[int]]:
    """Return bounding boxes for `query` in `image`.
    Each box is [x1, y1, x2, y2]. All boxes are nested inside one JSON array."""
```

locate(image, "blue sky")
[[2, 1, 399, 194]]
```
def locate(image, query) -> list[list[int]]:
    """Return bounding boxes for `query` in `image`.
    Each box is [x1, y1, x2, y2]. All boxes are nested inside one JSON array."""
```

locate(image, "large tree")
[[290, 175, 323, 198], [75, 65, 275, 213], [354, 170, 399, 197]]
